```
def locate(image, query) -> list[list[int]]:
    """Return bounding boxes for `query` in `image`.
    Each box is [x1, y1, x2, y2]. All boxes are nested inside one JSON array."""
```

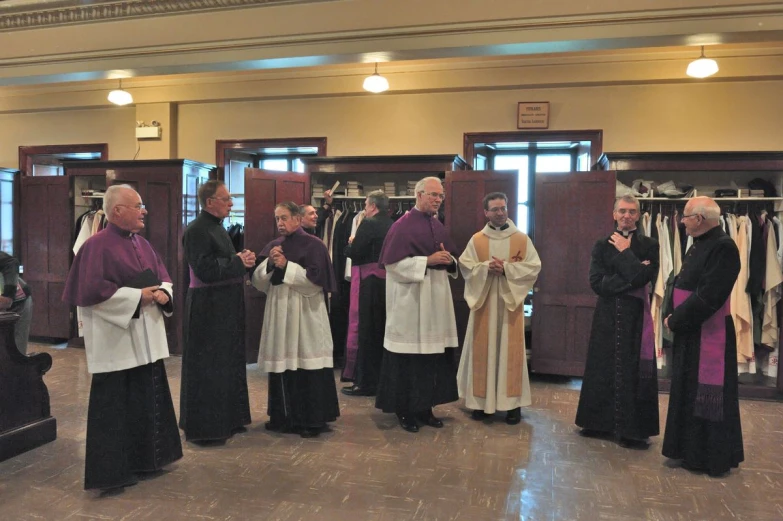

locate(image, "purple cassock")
[[63, 223, 171, 306], [260, 227, 338, 293], [378, 207, 457, 269]]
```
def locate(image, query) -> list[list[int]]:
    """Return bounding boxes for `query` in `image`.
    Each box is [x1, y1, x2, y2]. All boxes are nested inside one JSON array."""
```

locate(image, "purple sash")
[[673, 288, 729, 421], [342, 265, 362, 379], [359, 263, 386, 280], [628, 285, 656, 384], [189, 266, 243, 289]]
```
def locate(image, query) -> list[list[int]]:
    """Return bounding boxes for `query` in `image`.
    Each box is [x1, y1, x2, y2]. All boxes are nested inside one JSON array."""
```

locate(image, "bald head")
[[682, 196, 721, 237]]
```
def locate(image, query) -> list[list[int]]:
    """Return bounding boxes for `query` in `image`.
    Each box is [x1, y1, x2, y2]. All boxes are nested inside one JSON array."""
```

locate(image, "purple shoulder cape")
[[63, 223, 172, 307], [260, 227, 337, 293], [378, 208, 457, 268]]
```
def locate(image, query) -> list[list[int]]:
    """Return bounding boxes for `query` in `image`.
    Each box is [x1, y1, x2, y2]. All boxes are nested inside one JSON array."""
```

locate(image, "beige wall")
[[1, 75, 781, 169], [178, 80, 783, 164], [0, 107, 135, 168]]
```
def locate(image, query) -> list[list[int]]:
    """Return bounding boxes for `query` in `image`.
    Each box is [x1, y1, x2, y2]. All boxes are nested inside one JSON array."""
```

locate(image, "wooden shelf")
[[638, 197, 783, 202], [316, 195, 415, 200]]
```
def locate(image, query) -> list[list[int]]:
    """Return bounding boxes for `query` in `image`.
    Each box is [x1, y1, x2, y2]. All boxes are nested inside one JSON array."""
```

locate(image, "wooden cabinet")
[[59, 160, 214, 355], [596, 151, 783, 399]]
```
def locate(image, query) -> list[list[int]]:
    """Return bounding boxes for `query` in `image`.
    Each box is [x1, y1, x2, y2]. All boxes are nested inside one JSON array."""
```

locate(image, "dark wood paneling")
[[596, 151, 783, 172], [243, 168, 309, 362], [215, 137, 327, 181], [464, 130, 604, 168], [302, 155, 467, 175], [18, 144, 108, 177], [20, 176, 70, 339], [531, 170, 615, 376]]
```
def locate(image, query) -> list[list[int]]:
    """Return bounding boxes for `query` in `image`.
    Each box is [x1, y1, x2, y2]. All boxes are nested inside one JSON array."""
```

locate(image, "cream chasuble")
[[457, 221, 541, 413]]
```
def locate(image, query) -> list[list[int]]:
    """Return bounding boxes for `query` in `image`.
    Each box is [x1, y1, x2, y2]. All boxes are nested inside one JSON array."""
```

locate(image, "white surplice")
[[456, 221, 541, 413], [383, 256, 459, 354], [79, 281, 173, 374], [252, 259, 333, 372]]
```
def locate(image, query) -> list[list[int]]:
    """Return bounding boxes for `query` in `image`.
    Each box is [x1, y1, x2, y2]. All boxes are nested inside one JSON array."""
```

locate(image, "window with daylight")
[[464, 131, 602, 239]]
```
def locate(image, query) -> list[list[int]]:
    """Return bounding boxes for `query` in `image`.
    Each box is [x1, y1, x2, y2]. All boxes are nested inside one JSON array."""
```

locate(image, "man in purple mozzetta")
[[63, 184, 182, 492], [663, 196, 743, 477], [374, 176, 460, 433], [252, 202, 340, 438]]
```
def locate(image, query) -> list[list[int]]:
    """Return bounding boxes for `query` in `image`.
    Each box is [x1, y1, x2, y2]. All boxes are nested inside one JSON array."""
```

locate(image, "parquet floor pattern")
[[1, 344, 781, 521]]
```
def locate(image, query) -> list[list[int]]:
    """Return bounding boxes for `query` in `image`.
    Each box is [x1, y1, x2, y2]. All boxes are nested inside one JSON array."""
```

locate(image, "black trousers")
[[355, 276, 386, 391]]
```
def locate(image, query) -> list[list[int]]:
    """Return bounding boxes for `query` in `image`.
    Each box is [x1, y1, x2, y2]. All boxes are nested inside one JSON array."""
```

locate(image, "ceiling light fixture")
[[686, 46, 719, 79], [362, 63, 389, 93], [107, 79, 133, 105]]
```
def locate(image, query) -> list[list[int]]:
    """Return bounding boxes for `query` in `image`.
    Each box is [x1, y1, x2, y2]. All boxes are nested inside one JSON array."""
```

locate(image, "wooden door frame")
[[463, 130, 603, 169], [18, 144, 109, 176], [215, 137, 327, 181]]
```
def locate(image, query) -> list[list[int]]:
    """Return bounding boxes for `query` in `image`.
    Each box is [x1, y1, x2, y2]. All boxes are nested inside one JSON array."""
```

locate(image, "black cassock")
[[180, 211, 251, 441], [344, 213, 393, 391], [575, 230, 660, 440], [662, 225, 744, 475]]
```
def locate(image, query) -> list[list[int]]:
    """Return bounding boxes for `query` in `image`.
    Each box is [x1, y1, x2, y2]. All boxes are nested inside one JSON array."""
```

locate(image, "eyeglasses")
[[210, 196, 233, 203], [487, 206, 507, 213], [681, 213, 700, 220], [117, 204, 145, 211], [421, 191, 446, 200]]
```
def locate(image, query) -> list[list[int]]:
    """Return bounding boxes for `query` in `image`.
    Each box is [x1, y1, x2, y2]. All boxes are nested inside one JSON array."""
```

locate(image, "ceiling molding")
[[0, 0, 332, 31]]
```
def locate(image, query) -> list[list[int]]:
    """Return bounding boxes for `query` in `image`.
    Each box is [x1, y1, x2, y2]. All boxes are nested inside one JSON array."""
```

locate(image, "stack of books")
[[384, 182, 396, 197], [406, 180, 418, 196], [346, 181, 363, 197], [312, 185, 325, 198]]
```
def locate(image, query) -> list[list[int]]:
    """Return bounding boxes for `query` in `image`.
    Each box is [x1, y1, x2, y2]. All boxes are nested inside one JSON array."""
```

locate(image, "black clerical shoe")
[[578, 428, 608, 438], [300, 427, 321, 438], [618, 437, 650, 450], [471, 410, 490, 421], [397, 414, 419, 433], [341, 385, 376, 397], [505, 407, 522, 425], [416, 410, 444, 428], [264, 421, 290, 433]]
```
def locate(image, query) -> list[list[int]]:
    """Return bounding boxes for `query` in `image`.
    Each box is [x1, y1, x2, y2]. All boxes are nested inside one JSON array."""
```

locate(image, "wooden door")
[[444, 170, 518, 349], [531, 170, 615, 376], [20, 176, 71, 338], [243, 168, 310, 362], [108, 169, 183, 353]]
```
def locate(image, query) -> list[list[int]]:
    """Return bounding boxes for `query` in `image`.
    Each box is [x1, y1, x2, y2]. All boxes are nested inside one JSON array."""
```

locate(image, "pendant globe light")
[[686, 46, 719, 79], [362, 63, 389, 93], [107, 78, 133, 105]]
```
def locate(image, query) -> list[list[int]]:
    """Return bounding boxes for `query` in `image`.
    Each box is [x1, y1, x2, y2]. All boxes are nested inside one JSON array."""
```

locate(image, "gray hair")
[[275, 201, 300, 217], [366, 190, 389, 212], [613, 195, 640, 212], [103, 184, 137, 218], [415, 176, 442, 195]]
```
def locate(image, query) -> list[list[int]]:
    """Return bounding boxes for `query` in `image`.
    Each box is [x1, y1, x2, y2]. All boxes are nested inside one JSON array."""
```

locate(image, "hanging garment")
[[731, 216, 754, 370]]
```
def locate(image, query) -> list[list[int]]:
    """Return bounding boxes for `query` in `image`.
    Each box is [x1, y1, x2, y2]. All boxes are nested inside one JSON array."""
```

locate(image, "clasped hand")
[[236, 249, 257, 268], [141, 285, 169, 307], [269, 246, 288, 269], [488, 256, 505, 276], [427, 243, 452, 267]]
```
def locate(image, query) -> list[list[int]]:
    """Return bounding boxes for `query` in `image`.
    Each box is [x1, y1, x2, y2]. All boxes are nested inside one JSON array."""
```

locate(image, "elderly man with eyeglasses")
[[662, 196, 743, 477], [179, 180, 256, 444], [63, 184, 182, 491], [575, 194, 661, 449], [374, 176, 460, 433], [457, 192, 541, 426]]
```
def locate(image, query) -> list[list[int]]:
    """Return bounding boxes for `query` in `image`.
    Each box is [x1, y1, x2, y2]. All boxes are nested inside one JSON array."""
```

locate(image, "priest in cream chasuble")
[[457, 193, 541, 424]]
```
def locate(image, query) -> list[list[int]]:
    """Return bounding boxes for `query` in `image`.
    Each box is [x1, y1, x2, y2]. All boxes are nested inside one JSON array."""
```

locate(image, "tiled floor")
[[1, 344, 782, 521]]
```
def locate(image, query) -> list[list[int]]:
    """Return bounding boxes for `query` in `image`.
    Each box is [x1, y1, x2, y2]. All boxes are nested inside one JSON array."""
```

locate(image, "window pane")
[[493, 155, 529, 203], [577, 152, 590, 171], [261, 159, 289, 172], [293, 158, 305, 173], [535, 155, 571, 173], [31, 164, 62, 176], [517, 203, 529, 234], [0, 177, 12, 253]]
